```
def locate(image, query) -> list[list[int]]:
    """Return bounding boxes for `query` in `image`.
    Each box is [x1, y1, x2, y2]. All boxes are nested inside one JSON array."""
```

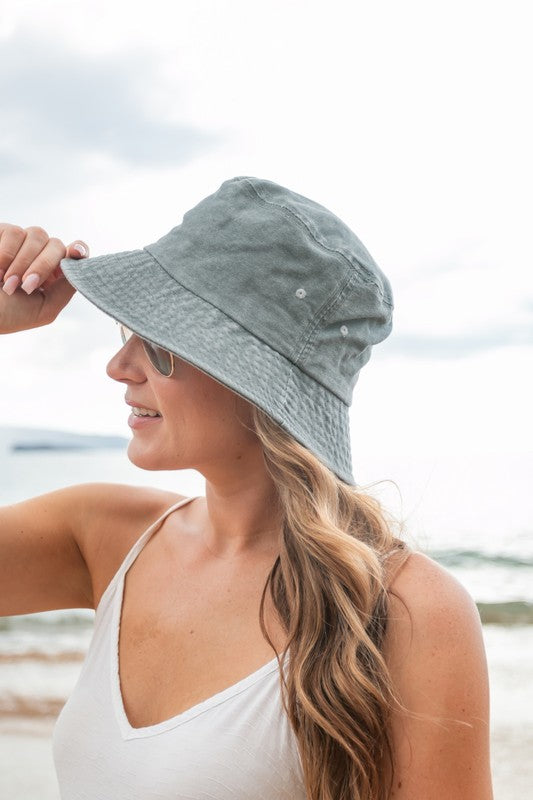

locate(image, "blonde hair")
[[247, 404, 411, 800]]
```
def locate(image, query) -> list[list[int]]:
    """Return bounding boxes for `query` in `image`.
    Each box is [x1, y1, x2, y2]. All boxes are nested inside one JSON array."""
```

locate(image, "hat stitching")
[[280, 369, 353, 482], [145, 242, 350, 375], [294, 270, 366, 373], [290, 268, 357, 369], [241, 178, 392, 306], [67, 246, 352, 409], [143, 244, 296, 356], [144, 238, 359, 406], [72, 261, 293, 423], [142, 245, 343, 404], [286, 265, 356, 365]]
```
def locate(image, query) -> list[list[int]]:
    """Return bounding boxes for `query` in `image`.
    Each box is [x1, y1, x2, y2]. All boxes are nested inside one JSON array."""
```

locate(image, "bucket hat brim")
[[60, 247, 356, 486]]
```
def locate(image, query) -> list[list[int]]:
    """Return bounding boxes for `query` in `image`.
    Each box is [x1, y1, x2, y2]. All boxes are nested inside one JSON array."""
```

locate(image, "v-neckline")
[[109, 496, 282, 741]]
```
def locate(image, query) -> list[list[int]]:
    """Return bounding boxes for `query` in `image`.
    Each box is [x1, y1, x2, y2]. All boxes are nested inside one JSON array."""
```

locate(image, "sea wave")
[[430, 549, 533, 568], [0, 610, 94, 630], [0, 693, 66, 718]]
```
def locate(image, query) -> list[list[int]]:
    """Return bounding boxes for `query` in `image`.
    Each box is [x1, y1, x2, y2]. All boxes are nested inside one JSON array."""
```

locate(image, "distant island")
[[0, 426, 128, 454]]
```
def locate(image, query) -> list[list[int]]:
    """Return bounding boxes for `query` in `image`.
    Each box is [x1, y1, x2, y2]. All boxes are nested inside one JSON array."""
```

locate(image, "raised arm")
[[0, 224, 185, 617], [0, 485, 95, 616], [0, 223, 94, 615], [0, 480, 185, 616], [0, 222, 85, 333]]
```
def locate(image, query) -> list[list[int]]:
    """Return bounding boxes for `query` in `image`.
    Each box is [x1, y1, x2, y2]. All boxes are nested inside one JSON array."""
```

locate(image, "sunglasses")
[[116, 322, 175, 377]]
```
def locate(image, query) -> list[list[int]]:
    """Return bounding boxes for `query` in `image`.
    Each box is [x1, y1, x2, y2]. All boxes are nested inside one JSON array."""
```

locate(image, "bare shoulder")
[[70, 481, 185, 527], [70, 482, 189, 608], [386, 550, 482, 642], [384, 550, 487, 693], [382, 551, 493, 798]]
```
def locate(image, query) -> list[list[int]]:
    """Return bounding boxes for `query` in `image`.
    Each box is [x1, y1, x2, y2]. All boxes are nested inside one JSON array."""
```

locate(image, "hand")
[[0, 223, 90, 334]]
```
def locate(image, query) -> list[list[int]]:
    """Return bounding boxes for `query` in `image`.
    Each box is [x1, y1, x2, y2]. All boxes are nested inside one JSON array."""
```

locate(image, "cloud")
[[0, 28, 222, 179], [385, 258, 533, 358], [382, 323, 533, 359]]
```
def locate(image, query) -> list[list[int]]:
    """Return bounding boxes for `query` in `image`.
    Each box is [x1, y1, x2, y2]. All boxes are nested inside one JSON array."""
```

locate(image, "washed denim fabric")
[[61, 176, 393, 485]]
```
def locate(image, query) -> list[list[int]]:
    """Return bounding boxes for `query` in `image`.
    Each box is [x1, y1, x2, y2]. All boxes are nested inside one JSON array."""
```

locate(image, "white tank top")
[[52, 495, 306, 799]]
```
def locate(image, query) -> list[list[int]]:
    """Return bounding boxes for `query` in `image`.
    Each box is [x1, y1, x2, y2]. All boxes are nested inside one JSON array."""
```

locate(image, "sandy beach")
[[0, 624, 532, 800]]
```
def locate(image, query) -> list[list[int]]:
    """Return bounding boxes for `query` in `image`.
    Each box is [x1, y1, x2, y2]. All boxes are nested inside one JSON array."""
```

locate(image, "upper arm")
[[0, 484, 94, 616], [73, 483, 186, 610], [382, 552, 493, 799], [0, 482, 183, 616]]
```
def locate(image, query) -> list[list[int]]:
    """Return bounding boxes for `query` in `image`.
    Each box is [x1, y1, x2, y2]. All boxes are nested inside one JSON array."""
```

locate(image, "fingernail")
[[2, 275, 20, 295], [21, 273, 41, 294], [72, 244, 87, 256]]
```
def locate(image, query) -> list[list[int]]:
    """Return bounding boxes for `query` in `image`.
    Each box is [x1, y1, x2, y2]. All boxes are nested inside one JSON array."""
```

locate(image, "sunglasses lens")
[[119, 323, 130, 346], [144, 341, 174, 377], [118, 323, 173, 377]]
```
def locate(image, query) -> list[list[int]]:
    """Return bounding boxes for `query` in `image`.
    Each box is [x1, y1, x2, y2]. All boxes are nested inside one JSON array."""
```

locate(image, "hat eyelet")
[[295, 287, 306, 299], [340, 325, 348, 337]]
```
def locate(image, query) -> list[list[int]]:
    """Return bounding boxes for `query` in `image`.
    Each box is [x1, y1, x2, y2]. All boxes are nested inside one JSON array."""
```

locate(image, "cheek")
[[157, 374, 244, 440]]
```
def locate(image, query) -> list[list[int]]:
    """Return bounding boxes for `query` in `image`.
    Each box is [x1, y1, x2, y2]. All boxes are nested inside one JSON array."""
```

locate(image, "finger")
[[40, 265, 65, 290], [39, 240, 89, 290], [65, 240, 90, 259], [15, 238, 67, 296], [1, 225, 50, 280], [0, 225, 30, 279], [38, 273, 77, 325]]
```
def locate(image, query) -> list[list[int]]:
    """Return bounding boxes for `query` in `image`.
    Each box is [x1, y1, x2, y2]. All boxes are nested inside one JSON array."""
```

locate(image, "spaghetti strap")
[[95, 495, 200, 616], [53, 486, 306, 798]]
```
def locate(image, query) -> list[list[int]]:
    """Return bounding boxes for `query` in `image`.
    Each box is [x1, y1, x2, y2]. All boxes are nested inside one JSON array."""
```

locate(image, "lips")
[[127, 410, 162, 430], [125, 398, 162, 431]]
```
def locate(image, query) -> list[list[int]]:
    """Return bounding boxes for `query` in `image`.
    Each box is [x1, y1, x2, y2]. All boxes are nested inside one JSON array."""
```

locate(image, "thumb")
[[50, 239, 89, 282], [39, 273, 77, 324], [66, 240, 90, 259]]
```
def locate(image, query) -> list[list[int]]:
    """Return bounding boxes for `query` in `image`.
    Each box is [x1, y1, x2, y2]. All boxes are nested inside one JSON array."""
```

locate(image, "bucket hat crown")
[[61, 175, 394, 485]]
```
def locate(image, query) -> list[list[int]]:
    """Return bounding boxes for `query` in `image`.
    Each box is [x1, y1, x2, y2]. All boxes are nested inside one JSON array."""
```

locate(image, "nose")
[[106, 336, 147, 384]]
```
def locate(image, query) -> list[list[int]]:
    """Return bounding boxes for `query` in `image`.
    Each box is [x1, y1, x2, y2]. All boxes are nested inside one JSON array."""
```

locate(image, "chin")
[[127, 441, 166, 471], [126, 440, 182, 472]]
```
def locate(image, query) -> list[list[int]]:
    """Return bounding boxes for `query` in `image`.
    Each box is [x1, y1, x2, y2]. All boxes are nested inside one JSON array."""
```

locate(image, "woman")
[[0, 176, 493, 799]]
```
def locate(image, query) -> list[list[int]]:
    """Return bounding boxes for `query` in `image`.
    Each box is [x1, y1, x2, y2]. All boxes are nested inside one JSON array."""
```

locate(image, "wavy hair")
[[246, 404, 411, 800]]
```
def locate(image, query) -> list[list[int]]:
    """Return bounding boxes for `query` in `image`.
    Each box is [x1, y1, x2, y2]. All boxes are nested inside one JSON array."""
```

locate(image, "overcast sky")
[[0, 0, 531, 464]]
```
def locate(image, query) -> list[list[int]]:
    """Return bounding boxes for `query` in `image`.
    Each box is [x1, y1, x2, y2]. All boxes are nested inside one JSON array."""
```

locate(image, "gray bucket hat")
[[60, 176, 393, 486]]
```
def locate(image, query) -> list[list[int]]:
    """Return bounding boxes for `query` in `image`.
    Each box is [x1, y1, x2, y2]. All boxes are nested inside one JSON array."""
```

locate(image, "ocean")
[[0, 445, 532, 797]]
